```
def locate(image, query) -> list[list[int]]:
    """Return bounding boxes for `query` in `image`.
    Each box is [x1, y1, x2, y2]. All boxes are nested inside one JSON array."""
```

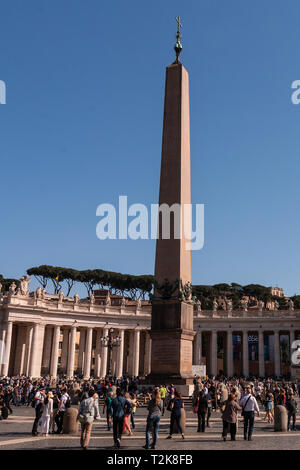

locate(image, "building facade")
[[0, 286, 299, 380]]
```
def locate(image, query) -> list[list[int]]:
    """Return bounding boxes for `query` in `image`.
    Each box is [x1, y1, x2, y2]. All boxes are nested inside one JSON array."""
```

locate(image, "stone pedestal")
[[149, 300, 195, 387], [274, 405, 288, 432], [63, 407, 79, 434]]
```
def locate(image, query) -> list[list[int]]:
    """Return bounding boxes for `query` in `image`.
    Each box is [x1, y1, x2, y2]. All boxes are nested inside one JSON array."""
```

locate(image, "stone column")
[[1, 321, 13, 376], [258, 330, 265, 378], [274, 331, 281, 378], [144, 331, 152, 375], [128, 330, 134, 376], [67, 326, 77, 378], [61, 328, 69, 373], [50, 326, 60, 378], [133, 329, 140, 377], [193, 330, 202, 365], [28, 323, 45, 378], [0, 323, 6, 373], [290, 330, 296, 380], [83, 327, 93, 379], [94, 329, 102, 378], [78, 329, 86, 374], [242, 330, 249, 378], [210, 330, 218, 376], [13, 325, 27, 376], [226, 330, 233, 377], [116, 329, 124, 378], [24, 325, 33, 376], [41, 327, 53, 373], [100, 327, 109, 378], [111, 347, 117, 376]]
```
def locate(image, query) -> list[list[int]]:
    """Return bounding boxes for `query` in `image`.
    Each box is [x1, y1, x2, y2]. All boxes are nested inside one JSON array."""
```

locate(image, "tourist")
[[123, 392, 133, 436], [206, 390, 212, 427], [38, 391, 53, 436], [77, 389, 100, 450], [159, 385, 167, 416], [31, 386, 46, 436], [169, 384, 175, 399], [166, 390, 185, 440], [239, 386, 260, 441], [143, 389, 162, 450], [263, 390, 274, 423], [221, 393, 241, 441], [55, 387, 70, 434], [51, 391, 59, 433], [209, 382, 217, 411], [103, 391, 113, 431], [286, 391, 297, 431], [3, 386, 13, 414], [111, 388, 132, 448], [196, 390, 208, 432], [130, 392, 139, 429]]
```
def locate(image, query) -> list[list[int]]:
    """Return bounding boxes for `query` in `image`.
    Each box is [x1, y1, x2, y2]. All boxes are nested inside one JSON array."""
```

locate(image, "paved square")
[[1, 402, 300, 450]]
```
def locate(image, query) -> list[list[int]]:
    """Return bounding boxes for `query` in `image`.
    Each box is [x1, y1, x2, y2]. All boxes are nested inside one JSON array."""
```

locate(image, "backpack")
[[65, 395, 71, 409], [124, 400, 132, 415], [1, 407, 8, 419]]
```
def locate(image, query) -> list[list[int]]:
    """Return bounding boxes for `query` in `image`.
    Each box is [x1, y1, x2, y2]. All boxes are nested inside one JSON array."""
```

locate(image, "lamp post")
[[100, 327, 121, 377]]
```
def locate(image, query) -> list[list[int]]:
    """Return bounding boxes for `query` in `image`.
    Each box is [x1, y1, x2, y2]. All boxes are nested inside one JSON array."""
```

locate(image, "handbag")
[[241, 396, 251, 417], [78, 413, 88, 424]]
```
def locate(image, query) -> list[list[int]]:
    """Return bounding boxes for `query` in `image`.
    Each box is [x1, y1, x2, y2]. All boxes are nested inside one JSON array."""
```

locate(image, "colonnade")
[[1, 319, 299, 379], [193, 328, 298, 379], [0, 321, 152, 379]]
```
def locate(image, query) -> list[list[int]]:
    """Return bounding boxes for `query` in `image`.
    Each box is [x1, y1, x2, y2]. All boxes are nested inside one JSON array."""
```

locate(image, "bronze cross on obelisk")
[[174, 16, 183, 63], [175, 16, 182, 34]]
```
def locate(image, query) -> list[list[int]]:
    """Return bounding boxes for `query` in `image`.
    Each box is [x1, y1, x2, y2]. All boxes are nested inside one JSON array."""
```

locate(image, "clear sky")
[[0, 0, 300, 297]]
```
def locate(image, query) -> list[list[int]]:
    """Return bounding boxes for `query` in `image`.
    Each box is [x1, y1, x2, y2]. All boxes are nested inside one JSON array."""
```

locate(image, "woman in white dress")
[[39, 391, 54, 436]]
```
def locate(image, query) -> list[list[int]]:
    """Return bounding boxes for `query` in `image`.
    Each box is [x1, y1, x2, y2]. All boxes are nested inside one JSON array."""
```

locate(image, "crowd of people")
[[0, 374, 299, 449]]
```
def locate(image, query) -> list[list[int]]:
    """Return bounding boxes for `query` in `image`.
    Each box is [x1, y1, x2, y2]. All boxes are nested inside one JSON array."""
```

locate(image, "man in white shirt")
[[55, 388, 70, 434], [32, 387, 45, 436], [240, 386, 260, 441]]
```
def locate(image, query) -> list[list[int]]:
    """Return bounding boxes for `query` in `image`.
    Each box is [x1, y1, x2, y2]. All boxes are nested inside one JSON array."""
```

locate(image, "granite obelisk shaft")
[[150, 62, 195, 387], [154, 63, 192, 288]]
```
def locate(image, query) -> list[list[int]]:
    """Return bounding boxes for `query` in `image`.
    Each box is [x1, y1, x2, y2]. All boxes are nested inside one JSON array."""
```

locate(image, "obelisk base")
[[148, 300, 195, 392]]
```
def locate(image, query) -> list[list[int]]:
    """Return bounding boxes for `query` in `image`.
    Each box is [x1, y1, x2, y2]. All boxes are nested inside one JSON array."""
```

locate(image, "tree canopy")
[[192, 282, 284, 309], [26, 265, 154, 300], [0, 274, 20, 293]]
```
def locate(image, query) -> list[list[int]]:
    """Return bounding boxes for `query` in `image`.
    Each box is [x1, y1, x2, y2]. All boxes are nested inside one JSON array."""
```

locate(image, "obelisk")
[[149, 18, 195, 390]]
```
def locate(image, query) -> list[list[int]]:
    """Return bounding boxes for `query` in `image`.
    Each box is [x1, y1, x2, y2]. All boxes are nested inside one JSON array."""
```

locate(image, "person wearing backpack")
[[31, 386, 46, 436], [196, 390, 208, 433], [55, 388, 70, 434], [103, 391, 113, 431], [77, 389, 100, 450], [111, 388, 132, 448], [1, 403, 9, 420], [239, 386, 260, 441], [286, 391, 297, 431]]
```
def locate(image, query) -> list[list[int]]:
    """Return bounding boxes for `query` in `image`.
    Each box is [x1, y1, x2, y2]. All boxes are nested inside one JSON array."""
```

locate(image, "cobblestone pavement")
[[1, 404, 300, 450]]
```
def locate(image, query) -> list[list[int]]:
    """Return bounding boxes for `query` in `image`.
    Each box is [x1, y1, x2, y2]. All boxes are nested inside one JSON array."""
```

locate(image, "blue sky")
[[1, 0, 300, 297]]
